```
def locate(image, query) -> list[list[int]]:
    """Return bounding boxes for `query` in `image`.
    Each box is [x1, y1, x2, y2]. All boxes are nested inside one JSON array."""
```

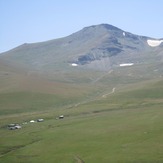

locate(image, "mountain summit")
[[1, 24, 163, 71]]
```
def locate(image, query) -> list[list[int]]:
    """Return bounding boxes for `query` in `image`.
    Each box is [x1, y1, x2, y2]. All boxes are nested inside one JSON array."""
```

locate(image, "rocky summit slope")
[[1, 24, 163, 71]]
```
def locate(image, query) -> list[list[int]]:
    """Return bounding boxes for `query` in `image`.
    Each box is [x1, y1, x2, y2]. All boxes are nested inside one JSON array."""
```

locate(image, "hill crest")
[[1, 23, 163, 71]]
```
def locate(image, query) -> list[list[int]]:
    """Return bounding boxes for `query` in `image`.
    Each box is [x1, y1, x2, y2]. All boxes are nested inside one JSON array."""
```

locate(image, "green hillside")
[[0, 23, 163, 162], [0, 65, 163, 163]]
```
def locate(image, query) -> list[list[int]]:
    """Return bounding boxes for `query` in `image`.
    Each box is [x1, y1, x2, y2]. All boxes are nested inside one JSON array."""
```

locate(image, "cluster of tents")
[[7, 115, 64, 130], [7, 123, 22, 130], [7, 118, 44, 130]]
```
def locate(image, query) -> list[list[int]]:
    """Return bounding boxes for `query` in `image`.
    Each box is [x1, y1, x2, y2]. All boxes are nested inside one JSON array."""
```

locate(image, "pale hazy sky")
[[1, 0, 163, 53]]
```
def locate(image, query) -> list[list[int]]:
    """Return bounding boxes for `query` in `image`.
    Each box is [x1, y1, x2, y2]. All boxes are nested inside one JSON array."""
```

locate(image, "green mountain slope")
[[0, 23, 163, 162]]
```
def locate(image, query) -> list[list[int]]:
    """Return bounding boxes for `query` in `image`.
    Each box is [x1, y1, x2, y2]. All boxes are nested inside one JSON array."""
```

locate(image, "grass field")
[[0, 74, 163, 162]]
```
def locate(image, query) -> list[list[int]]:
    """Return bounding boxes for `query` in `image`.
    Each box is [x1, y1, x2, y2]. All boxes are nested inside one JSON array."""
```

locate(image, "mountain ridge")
[[1, 23, 163, 71]]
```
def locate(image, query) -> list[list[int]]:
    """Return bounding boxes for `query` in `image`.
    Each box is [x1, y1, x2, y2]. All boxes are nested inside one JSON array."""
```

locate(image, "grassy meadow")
[[0, 62, 163, 162]]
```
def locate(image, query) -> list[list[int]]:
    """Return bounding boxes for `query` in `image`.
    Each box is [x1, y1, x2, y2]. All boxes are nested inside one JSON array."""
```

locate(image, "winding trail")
[[68, 87, 116, 110], [91, 70, 113, 84], [74, 155, 85, 163], [102, 87, 116, 98]]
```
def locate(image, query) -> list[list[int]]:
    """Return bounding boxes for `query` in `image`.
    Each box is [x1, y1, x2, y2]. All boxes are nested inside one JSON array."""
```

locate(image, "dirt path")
[[74, 155, 85, 163], [68, 87, 116, 110], [91, 70, 113, 84], [102, 87, 115, 98]]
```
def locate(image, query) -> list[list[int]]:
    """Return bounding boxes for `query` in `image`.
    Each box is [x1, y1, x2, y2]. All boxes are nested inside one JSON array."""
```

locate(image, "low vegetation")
[[0, 74, 163, 162]]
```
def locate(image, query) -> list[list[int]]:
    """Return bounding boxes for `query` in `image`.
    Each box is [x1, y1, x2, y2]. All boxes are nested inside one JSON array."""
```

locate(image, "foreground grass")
[[0, 80, 163, 162], [0, 105, 163, 162]]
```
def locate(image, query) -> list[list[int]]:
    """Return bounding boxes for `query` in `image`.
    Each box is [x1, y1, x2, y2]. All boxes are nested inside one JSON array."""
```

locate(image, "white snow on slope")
[[120, 63, 134, 67], [71, 63, 78, 67], [147, 39, 163, 47], [123, 32, 125, 36]]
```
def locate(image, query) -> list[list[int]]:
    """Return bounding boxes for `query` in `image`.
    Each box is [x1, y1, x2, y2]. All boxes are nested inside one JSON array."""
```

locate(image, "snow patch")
[[147, 39, 163, 47], [120, 63, 134, 67], [123, 32, 125, 36], [71, 63, 78, 67]]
